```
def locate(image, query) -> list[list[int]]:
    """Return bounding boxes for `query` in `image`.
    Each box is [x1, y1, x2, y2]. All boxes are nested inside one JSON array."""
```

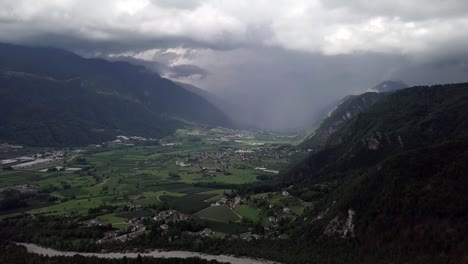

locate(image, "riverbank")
[[16, 242, 282, 264]]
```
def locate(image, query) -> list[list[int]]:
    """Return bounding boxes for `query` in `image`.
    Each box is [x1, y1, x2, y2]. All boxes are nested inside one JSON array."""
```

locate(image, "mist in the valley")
[[2, 0, 468, 131], [108, 47, 468, 131], [186, 48, 468, 131]]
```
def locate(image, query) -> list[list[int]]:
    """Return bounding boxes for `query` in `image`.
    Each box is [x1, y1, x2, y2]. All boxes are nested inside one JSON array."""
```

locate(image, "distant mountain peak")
[[368, 80, 408, 93]]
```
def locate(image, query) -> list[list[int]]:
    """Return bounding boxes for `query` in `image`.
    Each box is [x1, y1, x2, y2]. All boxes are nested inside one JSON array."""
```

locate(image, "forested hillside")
[[0, 43, 230, 146], [284, 83, 468, 263], [301, 92, 385, 150]]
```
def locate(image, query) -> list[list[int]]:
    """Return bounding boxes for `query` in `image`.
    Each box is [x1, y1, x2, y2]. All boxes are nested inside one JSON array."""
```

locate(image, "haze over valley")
[[0, 1, 467, 264]]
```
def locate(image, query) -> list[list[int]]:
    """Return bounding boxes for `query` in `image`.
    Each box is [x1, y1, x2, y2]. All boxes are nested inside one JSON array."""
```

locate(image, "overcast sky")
[[1, 0, 468, 130]]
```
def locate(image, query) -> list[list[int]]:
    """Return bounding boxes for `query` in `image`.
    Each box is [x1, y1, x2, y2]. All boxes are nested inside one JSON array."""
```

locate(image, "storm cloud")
[[1, 0, 468, 129]]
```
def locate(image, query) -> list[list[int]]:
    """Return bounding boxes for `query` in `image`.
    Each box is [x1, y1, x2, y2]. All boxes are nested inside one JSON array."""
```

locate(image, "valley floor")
[[0, 127, 310, 257]]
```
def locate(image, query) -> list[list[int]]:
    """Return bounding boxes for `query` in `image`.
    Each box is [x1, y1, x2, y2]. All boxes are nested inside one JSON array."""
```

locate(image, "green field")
[[97, 213, 130, 230], [194, 205, 241, 223], [234, 205, 261, 222], [0, 127, 305, 232], [168, 193, 215, 214], [30, 195, 126, 215]]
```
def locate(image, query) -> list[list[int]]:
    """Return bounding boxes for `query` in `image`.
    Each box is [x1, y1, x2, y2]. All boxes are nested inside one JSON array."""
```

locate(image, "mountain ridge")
[[0, 43, 231, 146], [301, 80, 410, 151], [284, 83, 468, 263]]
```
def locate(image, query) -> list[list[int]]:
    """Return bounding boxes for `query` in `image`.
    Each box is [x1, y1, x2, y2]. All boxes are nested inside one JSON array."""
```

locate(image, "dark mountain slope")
[[301, 92, 385, 150], [288, 83, 468, 183], [0, 43, 231, 146], [302, 137, 468, 263], [175, 81, 220, 107], [0, 74, 179, 146], [301, 80, 409, 151], [283, 83, 468, 262]]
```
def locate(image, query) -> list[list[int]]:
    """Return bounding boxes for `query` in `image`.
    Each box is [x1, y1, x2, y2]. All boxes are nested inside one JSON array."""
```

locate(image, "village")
[[175, 145, 301, 177], [0, 128, 309, 248], [89, 186, 305, 244]]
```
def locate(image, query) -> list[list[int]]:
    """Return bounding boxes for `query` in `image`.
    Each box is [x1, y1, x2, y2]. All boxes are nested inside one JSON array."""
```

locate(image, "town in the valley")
[[0, 127, 312, 244]]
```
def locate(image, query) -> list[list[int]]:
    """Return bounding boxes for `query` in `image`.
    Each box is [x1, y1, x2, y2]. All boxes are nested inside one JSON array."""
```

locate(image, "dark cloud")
[[2, 0, 468, 57], [106, 54, 209, 81], [190, 48, 407, 129], [1, 0, 468, 130], [181, 46, 468, 130]]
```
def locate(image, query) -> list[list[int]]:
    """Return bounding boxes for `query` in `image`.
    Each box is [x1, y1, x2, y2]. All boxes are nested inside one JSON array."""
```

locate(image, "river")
[[16, 243, 282, 264]]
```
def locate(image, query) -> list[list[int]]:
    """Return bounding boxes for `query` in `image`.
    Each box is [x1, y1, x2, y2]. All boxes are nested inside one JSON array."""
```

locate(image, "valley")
[[1, 83, 467, 264], [0, 42, 466, 264], [0, 127, 309, 242]]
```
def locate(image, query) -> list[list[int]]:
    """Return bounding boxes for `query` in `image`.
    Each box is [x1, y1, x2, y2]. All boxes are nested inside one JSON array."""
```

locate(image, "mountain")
[[174, 82, 220, 106], [174, 81, 244, 126], [368, 80, 408, 93], [301, 92, 386, 150], [301, 81, 409, 150], [284, 83, 468, 263], [106, 56, 245, 129], [0, 43, 231, 147]]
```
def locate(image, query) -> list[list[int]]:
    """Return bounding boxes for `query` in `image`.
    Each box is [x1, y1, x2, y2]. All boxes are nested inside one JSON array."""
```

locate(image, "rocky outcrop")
[[324, 209, 356, 238], [362, 132, 405, 151]]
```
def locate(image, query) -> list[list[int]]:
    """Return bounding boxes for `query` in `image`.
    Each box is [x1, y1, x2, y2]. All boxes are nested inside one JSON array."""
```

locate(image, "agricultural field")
[[234, 205, 261, 223], [166, 193, 215, 214], [195, 205, 241, 223], [0, 127, 307, 235], [97, 213, 131, 230]]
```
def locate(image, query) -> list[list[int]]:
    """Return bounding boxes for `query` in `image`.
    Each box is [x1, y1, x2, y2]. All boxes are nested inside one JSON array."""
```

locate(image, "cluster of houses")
[[186, 151, 231, 164], [116, 135, 156, 142], [213, 195, 243, 209], [91, 188, 298, 244], [99, 229, 146, 244], [184, 228, 214, 237], [94, 216, 148, 244], [178, 148, 257, 171], [206, 129, 255, 143], [180, 146, 298, 170], [96, 209, 216, 242], [153, 209, 190, 222], [267, 207, 292, 224], [255, 146, 299, 159], [238, 228, 280, 241], [109, 135, 158, 147], [153, 210, 216, 238], [201, 166, 225, 176]]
